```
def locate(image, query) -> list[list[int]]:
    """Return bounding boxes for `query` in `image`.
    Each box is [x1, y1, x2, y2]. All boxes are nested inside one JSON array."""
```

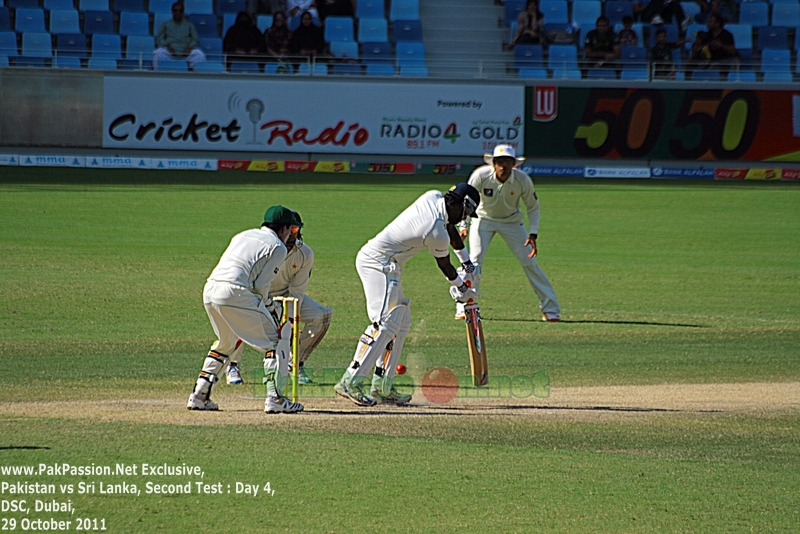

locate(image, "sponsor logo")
[[533, 86, 557, 122], [218, 160, 250, 171], [745, 168, 780, 180], [483, 188, 494, 197], [781, 168, 800, 180], [715, 168, 747, 180]]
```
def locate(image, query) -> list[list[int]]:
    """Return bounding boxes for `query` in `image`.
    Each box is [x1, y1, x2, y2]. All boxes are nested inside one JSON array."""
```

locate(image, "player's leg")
[[186, 48, 206, 69], [497, 221, 560, 320], [152, 47, 171, 70], [225, 339, 245, 385], [295, 296, 333, 383], [371, 299, 412, 405], [188, 302, 239, 410]]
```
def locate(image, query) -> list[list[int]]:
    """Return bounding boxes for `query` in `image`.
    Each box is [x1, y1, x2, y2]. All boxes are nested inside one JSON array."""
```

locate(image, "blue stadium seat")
[[87, 57, 118, 69], [761, 48, 790, 74], [649, 24, 678, 48], [587, 68, 617, 79], [726, 24, 753, 51], [365, 63, 394, 75], [0, 8, 9, 32], [399, 64, 427, 76], [53, 56, 82, 68], [329, 40, 358, 58], [727, 70, 757, 82], [222, 13, 237, 34], [16, 56, 48, 67], [358, 17, 388, 42], [159, 58, 189, 70], [120, 57, 152, 69], [738, 2, 768, 27], [395, 40, 424, 66], [572, 0, 601, 28], [332, 62, 363, 75], [49, 9, 80, 34], [0, 31, 18, 57], [91, 33, 121, 59], [691, 69, 721, 81], [679, 0, 702, 20], [514, 44, 544, 69], [770, 3, 800, 27], [361, 40, 391, 64], [149, 0, 173, 13], [540, 1, 569, 24], [604, 1, 633, 26], [0, 55, 8, 66], [21, 31, 52, 57], [190, 13, 219, 37], [256, 15, 272, 33], [547, 44, 578, 70], [43, 0, 75, 10], [56, 33, 87, 57], [620, 45, 646, 68], [125, 34, 153, 58], [229, 60, 259, 72], [79, 0, 109, 11], [184, 0, 214, 15], [551, 68, 582, 79], [119, 11, 151, 36], [324, 16, 354, 42], [392, 19, 421, 42], [504, 0, 525, 26], [357, 0, 384, 19], [114, 0, 145, 12], [83, 10, 114, 34], [518, 67, 548, 78], [8, 0, 40, 9], [620, 69, 648, 80], [217, 0, 246, 14], [757, 26, 787, 51], [389, 0, 419, 21], [15, 8, 46, 33], [194, 60, 224, 72], [198, 36, 222, 60], [762, 71, 793, 82], [296, 62, 328, 74]]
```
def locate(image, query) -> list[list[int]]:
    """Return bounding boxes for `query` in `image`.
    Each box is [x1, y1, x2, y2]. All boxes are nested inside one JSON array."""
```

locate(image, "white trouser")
[[469, 218, 559, 315], [203, 282, 278, 356], [153, 47, 206, 70]]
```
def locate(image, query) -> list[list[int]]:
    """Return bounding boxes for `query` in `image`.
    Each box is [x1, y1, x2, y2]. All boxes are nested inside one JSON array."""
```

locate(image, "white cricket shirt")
[[468, 165, 541, 235], [270, 241, 314, 305]]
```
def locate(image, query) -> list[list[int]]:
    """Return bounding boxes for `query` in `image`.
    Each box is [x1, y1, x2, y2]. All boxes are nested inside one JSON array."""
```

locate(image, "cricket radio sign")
[[103, 77, 524, 156]]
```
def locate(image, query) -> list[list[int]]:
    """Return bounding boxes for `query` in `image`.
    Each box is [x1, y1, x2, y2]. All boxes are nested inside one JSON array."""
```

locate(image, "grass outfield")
[[1, 169, 798, 532]]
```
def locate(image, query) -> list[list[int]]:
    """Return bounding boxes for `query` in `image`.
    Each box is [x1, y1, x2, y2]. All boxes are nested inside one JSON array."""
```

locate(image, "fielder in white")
[[335, 183, 482, 407], [225, 210, 332, 386], [187, 206, 304, 414], [459, 144, 561, 322]]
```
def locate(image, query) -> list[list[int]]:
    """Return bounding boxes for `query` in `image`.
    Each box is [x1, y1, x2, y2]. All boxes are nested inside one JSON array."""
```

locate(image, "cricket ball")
[[421, 367, 459, 405], [396, 363, 407, 375]]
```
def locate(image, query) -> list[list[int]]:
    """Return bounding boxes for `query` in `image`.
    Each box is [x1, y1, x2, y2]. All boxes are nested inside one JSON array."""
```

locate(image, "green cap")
[[263, 205, 296, 226], [291, 210, 303, 228]]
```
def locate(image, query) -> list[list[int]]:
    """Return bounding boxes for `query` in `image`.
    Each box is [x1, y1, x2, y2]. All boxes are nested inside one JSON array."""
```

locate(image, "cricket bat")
[[464, 291, 488, 387]]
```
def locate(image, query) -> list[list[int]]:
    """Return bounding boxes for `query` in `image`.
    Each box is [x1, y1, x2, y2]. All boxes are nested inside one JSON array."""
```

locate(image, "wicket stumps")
[[274, 296, 300, 403]]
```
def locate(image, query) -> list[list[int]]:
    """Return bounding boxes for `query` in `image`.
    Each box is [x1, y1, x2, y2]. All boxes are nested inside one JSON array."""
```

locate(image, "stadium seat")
[[0, 55, 8, 66], [53, 56, 82, 68], [43, 0, 75, 10], [770, 3, 800, 27], [540, 0, 569, 24], [184, 0, 214, 15], [691, 69, 722, 81], [727, 70, 757, 82], [263, 62, 280, 74], [198, 36, 222, 61], [0, 8, 9, 32], [56, 33, 87, 57], [605, 1, 633, 26], [684, 22, 706, 51], [114, 0, 145, 12], [256, 15, 272, 33], [194, 60, 225, 72], [757, 26, 788, 51], [49, 9, 80, 34], [392, 19, 421, 42], [190, 14, 219, 37], [550, 68, 581, 79], [329, 40, 359, 58], [620, 68, 648, 80], [222, 13, 237, 34], [229, 60, 259, 73], [324, 16, 355, 42], [726, 24, 753, 52], [83, 10, 114, 34], [389, 0, 419, 21], [15, 8, 46, 33], [547, 44, 578, 70], [8, 0, 40, 9], [514, 44, 544, 70], [125, 34, 153, 59], [761, 48, 790, 74], [87, 57, 117, 69], [358, 17, 388, 42], [572, 0, 601, 29], [296, 62, 328, 74], [158, 58, 189, 71], [365, 63, 395, 75], [91, 33, 121, 59], [331, 62, 363, 75], [120, 57, 152, 69], [762, 71, 793, 82], [148, 0, 173, 14], [620, 45, 646, 69], [395, 40, 425, 66], [80, 0, 109, 10], [16, 56, 48, 67], [361, 40, 391, 64], [504, 0, 525, 26], [119, 11, 151, 36], [738, 2, 768, 27], [357, 0, 384, 19], [518, 67, 548, 78], [217, 0, 246, 14], [587, 68, 617, 79], [399, 64, 427, 76], [21, 32, 52, 57], [649, 23, 678, 47], [0, 31, 18, 57], [679, 0, 702, 20]]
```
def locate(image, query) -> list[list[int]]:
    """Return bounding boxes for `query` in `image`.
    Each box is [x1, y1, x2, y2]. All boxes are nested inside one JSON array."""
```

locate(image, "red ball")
[[395, 363, 406, 375]]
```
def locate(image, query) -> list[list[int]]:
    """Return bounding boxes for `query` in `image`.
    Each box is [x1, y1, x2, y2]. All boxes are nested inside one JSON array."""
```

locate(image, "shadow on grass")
[[490, 317, 708, 328], [0, 445, 52, 450]]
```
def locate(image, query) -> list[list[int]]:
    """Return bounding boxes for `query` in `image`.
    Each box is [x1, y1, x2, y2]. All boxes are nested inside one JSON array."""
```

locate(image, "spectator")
[[287, 0, 320, 30], [289, 10, 325, 60], [650, 27, 689, 79], [634, 0, 690, 32], [223, 11, 266, 67], [690, 13, 739, 70], [616, 15, 638, 47], [509, 0, 545, 48], [153, 2, 206, 70], [265, 10, 292, 61], [317, 0, 354, 21], [583, 16, 619, 68], [694, 0, 735, 24]]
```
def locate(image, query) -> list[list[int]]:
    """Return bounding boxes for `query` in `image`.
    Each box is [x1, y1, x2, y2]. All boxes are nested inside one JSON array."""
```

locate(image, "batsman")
[[335, 183, 482, 407]]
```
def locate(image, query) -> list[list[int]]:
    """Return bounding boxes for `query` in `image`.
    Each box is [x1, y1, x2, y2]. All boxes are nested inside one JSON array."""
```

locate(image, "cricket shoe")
[[226, 364, 243, 385], [265, 395, 304, 414], [542, 312, 561, 322], [370, 386, 412, 406], [187, 394, 219, 411], [334, 380, 377, 407], [297, 366, 312, 384]]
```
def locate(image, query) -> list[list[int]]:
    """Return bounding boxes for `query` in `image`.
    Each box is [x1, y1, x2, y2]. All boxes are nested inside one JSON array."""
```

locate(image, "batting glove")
[[265, 297, 283, 325], [449, 283, 480, 303]]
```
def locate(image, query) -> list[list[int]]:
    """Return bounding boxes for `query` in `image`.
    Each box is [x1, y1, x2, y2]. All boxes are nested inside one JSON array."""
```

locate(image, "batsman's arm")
[[435, 255, 461, 285]]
